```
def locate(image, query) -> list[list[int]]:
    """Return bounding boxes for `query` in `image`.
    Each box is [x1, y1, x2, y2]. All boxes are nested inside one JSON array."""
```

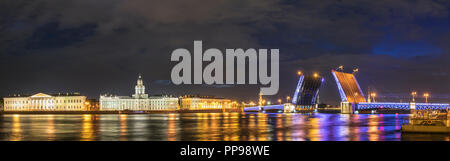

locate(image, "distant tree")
[[0, 97, 3, 110]]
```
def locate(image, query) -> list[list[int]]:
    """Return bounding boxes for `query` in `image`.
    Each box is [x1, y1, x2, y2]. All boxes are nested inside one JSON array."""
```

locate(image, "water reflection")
[[167, 114, 177, 141], [11, 114, 21, 141], [81, 114, 94, 141], [0, 113, 448, 141], [368, 114, 380, 141], [47, 115, 55, 140], [119, 114, 128, 141], [350, 115, 360, 141]]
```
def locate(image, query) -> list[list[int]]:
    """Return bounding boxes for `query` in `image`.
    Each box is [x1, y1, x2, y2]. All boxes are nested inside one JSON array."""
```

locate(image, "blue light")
[[356, 102, 449, 110], [292, 75, 304, 104], [332, 71, 348, 102]]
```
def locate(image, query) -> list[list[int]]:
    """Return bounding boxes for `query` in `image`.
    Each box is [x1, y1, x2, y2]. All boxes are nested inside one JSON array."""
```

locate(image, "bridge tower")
[[258, 91, 262, 111]]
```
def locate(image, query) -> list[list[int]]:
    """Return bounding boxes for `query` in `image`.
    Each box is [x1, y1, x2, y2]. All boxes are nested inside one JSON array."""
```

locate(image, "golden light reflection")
[[167, 114, 177, 141], [256, 113, 268, 141], [248, 114, 256, 141], [223, 113, 230, 141], [308, 118, 321, 141], [81, 114, 94, 141], [276, 115, 283, 141], [202, 113, 210, 141], [211, 113, 220, 141], [47, 115, 55, 141], [119, 114, 128, 141], [368, 115, 379, 141], [229, 113, 240, 141], [194, 113, 210, 141], [10, 114, 22, 141]]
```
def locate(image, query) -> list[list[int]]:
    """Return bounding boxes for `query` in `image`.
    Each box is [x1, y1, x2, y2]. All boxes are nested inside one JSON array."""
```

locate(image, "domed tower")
[[132, 73, 148, 99]]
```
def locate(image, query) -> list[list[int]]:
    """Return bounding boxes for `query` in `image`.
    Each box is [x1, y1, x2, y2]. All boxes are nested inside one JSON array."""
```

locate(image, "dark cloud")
[[1, 0, 450, 105]]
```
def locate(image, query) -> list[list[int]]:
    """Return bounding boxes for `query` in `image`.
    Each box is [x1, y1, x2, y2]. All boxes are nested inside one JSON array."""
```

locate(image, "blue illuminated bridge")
[[244, 69, 450, 113], [332, 70, 449, 113], [244, 73, 323, 113], [243, 105, 285, 113], [356, 102, 449, 111]]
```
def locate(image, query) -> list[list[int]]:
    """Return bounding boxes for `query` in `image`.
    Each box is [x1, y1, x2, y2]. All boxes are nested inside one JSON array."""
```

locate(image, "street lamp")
[[313, 73, 319, 78], [297, 70, 302, 76], [423, 93, 430, 103], [278, 99, 282, 104], [286, 96, 291, 103], [411, 91, 417, 102]]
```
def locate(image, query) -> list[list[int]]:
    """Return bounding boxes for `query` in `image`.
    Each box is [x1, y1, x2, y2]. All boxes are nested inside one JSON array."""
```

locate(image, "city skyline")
[[1, 0, 450, 105], [0, 69, 447, 106]]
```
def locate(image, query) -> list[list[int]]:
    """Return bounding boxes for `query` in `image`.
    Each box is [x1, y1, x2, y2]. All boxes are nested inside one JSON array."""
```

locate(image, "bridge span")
[[243, 104, 294, 113], [243, 72, 322, 113], [333, 69, 450, 113], [356, 102, 449, 111], [243, 68, 450, 114]]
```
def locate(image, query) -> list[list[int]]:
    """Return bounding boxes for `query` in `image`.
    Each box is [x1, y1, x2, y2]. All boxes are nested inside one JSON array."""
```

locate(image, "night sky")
[[1, 0, 450, 105]]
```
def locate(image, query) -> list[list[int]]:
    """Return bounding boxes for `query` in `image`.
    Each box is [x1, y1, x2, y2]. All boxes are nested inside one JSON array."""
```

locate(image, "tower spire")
[[133, 73, 148, 99], [137, 73, 143, 85]]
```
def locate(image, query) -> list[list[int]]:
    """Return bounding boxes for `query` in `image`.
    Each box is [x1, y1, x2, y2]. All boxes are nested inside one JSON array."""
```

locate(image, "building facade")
[[100, 74, 179, 111], [180, 96, 232, 111], [99, 96, 152, 111], [149, 96, 179, 111], [3, 93, 86, 111]]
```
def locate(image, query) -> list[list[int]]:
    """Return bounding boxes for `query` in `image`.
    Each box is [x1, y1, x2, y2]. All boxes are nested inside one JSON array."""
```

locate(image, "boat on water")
[[401, 109, 450, 133]]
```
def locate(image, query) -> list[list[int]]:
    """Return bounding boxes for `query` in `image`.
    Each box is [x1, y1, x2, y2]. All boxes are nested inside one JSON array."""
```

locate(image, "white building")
[[3, 93, 87, 111], [100, 74, 179, 111], [149, 96, 179, 111]]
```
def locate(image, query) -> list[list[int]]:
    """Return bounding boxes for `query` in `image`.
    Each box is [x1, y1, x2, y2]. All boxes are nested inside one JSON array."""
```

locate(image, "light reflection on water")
[[0, 113, 448, 141]]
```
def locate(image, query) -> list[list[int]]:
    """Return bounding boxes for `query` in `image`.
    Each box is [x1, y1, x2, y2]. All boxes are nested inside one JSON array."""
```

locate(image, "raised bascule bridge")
[[244, 67, 449, 114], [243, 72, 324, 113], [332, 69, 449, 114]]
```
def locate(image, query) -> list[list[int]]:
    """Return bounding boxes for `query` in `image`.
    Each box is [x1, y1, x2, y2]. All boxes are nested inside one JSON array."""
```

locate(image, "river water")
[[0, 113, 448, 141]]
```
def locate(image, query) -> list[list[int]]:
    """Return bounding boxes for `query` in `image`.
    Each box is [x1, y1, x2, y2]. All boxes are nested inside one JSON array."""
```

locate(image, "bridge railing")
[[415, 103, 449, 110], [356, 102, 449, 110], [243, 104, 285, 112]]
